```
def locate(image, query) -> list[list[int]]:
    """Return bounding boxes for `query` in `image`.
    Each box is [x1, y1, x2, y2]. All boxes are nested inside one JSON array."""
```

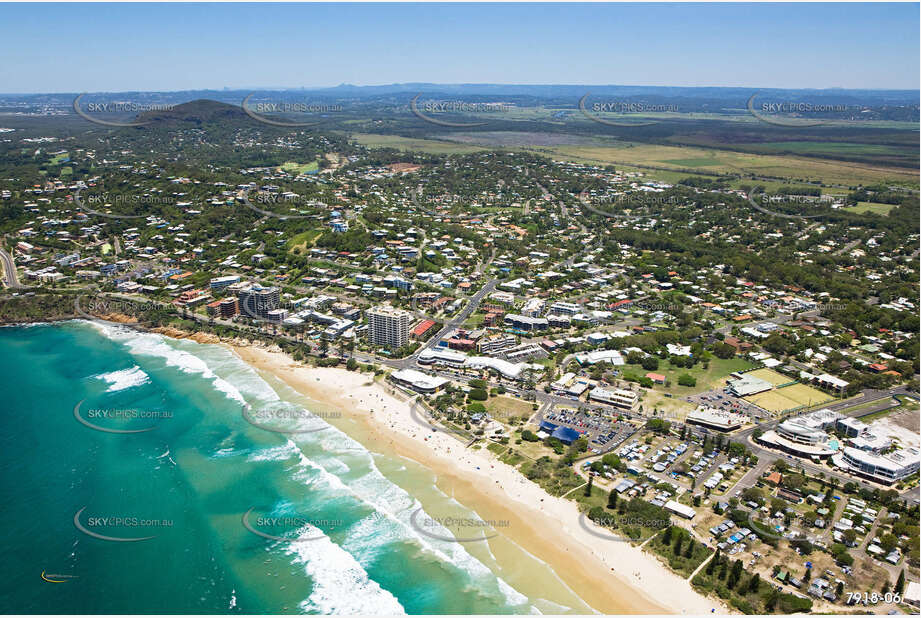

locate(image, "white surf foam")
[[285, 523, 405, 615], [93, 365, 150, 392]]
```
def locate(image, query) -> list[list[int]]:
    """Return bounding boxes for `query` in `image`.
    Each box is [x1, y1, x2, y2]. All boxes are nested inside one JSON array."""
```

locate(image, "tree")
[[663, 525, 673, 545], [678, 373, 697, 387], [683, 538, 694, 558], [673, 535, 683, 556], [706, 547, 720, 575], [748, 572, 761, 593], [896, 570, 906, 594], [584, 474, 594, 497], [880, 532, 899, 553], [727, 559, 743, 589], [765, 590, 779, 611], [608, 490, 618, 509]]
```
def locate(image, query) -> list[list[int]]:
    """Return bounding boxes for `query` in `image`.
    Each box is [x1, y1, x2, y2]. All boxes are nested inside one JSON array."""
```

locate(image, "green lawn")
[[845, 201, 897, 215], [280, 160, 319, 175], [624, 356, 755, 394], [660, 158, 721, 167]]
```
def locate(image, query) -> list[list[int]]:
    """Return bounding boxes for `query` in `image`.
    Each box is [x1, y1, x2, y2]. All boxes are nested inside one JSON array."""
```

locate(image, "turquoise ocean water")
[[0, 320, 576, 615]]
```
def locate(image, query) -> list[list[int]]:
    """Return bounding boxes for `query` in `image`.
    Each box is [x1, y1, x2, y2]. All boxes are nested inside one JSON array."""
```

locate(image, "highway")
[[0, 245, 22, 288]]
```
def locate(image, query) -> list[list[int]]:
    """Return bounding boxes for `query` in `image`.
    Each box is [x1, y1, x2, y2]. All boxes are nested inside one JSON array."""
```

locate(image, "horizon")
[[4, 82, 921, 97], [1, 3, 919, 93]]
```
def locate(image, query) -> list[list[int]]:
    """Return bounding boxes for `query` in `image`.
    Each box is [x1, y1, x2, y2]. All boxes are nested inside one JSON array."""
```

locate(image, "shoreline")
[[3, 317, 728, 614], [231, 343, 730, 616]]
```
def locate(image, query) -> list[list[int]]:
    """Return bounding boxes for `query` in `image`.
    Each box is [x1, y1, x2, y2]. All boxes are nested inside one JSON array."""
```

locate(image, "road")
[[0, 245, 22, 288], [395, 277, 500, 369]]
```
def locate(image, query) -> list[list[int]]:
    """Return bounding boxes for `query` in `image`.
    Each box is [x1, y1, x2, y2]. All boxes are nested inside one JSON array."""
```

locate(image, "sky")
[[1, 3, 918, 93]]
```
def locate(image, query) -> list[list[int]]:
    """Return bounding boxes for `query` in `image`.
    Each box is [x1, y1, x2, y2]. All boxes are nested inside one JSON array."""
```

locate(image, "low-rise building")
[[832, 447, 920, 485], [588, 387, 638, 411], [686, 406, 747, 432]]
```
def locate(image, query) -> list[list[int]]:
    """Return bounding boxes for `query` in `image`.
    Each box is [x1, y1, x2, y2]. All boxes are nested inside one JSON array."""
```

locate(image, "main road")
[[0, 245, 22, 288]]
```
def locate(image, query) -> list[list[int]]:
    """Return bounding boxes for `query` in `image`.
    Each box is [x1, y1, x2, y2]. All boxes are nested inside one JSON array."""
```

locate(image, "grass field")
[[656, 356, 756, 394], [777, 383, 836, 407], [542, 142, 918, 187], [744, 382, 834, 412], [351, 130, 918, 188], [280, 160, 319, 175], [845, 201, 898, 215], [746, 367, 794, 387], [287, 229, 323, 254], [352, 133, 489, 154], [744, 389, 802, 413], [485, 395, 535, 421]]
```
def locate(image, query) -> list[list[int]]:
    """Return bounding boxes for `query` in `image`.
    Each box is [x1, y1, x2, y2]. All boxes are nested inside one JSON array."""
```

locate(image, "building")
[[686, 406, 747, 432], [504, 314, 548, 332], [755, 409, 841, 459], [206, 297, 239, 318], [547, 301, 580, 316], [210, 275, 241, 290], [588, 387, 638, 411], [476, 334, 517, 355], [574, 349, 625, 366], [411, 319, 437, 340], [520, 298, 546, 317], [726, 373, 773, 397], [664, 499, 696, 519], [389, 369, 449, 394], [836, 417, 867, 438], [832, 447, 920, 485], [551, 426, 582, 445], [237, 285, 280, 320], [367, 305, 411, 349], [417, 348, 468, 368]]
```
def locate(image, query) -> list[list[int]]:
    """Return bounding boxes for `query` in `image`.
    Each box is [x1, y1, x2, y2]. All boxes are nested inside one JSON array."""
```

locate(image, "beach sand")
[[232, 344, 729, 615]]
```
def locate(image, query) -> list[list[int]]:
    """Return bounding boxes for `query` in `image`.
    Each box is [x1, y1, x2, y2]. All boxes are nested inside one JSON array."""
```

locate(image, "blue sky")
[[1, 3, 918, 93]]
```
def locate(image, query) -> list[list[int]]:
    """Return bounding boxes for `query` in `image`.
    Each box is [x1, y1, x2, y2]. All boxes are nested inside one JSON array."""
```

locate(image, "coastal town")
[[1, 94, 919, 615]]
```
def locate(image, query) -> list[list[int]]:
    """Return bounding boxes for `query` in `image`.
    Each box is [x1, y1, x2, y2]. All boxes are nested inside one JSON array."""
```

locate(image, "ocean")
[[0, 320, 588, 615]]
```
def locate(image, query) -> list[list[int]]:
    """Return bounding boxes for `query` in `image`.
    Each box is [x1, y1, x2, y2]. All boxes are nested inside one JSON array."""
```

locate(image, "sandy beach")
[[232, 344, 730, 615]]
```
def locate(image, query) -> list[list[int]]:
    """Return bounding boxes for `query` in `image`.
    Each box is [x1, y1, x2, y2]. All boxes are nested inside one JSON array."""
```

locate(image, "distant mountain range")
[[3, 84, 918, 108]]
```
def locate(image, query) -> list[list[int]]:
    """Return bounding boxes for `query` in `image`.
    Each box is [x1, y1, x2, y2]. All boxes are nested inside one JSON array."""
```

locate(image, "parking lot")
[[537, 406, 637, 453], [685, 387, 770, 421]]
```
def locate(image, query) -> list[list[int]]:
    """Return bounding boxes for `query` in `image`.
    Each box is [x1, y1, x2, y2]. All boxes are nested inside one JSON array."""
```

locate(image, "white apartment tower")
[[367, 305, 411, 349]]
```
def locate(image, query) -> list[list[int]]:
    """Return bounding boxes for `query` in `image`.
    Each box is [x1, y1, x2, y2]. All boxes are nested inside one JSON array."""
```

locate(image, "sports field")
[[744, 382, 834, 413], [746, 367, 793, 387], [777, 383, 836, 407]]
